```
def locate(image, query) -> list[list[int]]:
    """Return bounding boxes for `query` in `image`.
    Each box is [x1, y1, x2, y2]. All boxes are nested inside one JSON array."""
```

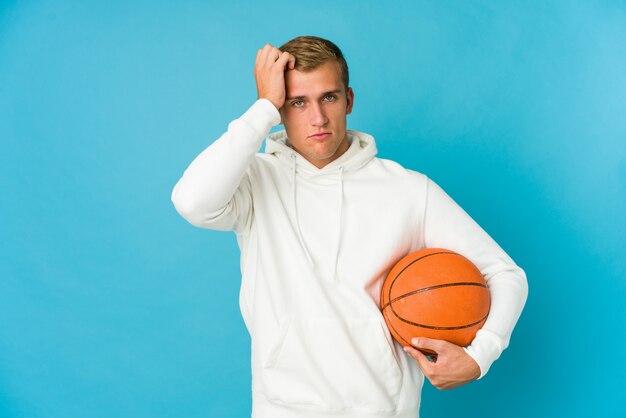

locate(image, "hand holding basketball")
[[404, 337, 481, 390]]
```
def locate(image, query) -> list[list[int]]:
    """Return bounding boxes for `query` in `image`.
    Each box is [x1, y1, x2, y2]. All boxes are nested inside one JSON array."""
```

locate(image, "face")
[[279, 60, 354, 169]]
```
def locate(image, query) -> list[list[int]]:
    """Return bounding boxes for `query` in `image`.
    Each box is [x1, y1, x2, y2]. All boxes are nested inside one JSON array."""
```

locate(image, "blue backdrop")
[[1, 1, 625, 417]]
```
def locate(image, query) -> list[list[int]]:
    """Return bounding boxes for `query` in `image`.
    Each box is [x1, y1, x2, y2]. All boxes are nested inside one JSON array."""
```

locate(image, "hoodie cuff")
[[463, 329, 504, 379], [239, 98, 281, 139]]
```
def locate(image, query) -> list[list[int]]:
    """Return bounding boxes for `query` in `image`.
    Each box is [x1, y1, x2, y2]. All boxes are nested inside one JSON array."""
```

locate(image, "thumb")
[[411, 337, 442, 357]]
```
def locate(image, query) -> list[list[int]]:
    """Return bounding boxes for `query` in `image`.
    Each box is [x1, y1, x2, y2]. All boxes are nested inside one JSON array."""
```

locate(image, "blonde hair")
[[279, 36, 349, 93]]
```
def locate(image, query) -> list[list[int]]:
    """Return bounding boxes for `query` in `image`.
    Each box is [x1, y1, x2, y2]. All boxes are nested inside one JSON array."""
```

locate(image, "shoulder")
[[250, 152, 281, 169], [368, 156, 429, 185], [244, 152, 288, 180], [358, 157, 430, 205]]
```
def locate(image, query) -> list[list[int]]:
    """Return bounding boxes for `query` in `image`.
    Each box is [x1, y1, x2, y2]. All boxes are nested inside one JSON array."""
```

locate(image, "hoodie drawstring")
[[333, 166, 344, 281], [290, 154, 345, 278], [291, 154, 315, 267]]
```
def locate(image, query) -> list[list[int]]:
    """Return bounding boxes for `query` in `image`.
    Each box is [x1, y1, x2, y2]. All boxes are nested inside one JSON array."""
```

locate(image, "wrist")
[[259, 96, 281, 111], [241, 98, 282, 134]]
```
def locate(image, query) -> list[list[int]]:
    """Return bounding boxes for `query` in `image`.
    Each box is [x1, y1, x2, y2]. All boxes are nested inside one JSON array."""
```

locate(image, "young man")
[[171, 36, 528, 418]]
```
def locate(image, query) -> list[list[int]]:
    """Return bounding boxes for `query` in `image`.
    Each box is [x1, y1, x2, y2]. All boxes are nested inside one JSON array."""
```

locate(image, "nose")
[[309, 102, 328, 126]]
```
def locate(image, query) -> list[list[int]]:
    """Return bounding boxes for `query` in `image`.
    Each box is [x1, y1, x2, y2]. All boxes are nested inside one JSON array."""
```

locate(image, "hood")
[[262, 129, 378, 278]]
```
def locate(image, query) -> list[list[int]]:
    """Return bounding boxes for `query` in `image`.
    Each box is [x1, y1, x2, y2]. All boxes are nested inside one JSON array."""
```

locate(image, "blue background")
[[1, 1, 625, 417]]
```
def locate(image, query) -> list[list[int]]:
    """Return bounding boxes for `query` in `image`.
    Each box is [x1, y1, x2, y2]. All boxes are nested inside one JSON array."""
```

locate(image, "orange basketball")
[[380, 248, 490, 353]]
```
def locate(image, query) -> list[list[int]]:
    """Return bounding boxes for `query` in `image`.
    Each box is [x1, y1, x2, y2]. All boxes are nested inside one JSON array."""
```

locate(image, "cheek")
[[283, 116, 308, 139], [330, 110, 347, 125], [285, 112, 308, 129]]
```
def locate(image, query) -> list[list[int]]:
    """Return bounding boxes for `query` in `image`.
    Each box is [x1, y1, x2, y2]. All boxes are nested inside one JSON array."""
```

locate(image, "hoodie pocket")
[[261, 316, 403, 411]]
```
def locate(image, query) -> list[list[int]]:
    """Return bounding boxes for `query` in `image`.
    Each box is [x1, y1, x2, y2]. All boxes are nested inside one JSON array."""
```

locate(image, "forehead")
[[284, 60, 344, 97]]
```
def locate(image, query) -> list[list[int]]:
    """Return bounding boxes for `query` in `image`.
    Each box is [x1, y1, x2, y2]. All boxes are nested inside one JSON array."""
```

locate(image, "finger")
[[286, 52, 296, 70], [411, 337, 446, 356], [275, 51, 294, 71], [404, 346, 433, 375], [259, 44, 274, 69], [254, 48, 263, 74], [266, 46, 281, 66]]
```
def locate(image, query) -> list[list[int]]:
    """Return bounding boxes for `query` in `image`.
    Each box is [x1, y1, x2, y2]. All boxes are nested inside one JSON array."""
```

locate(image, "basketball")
[[380, 248, 490, 353]]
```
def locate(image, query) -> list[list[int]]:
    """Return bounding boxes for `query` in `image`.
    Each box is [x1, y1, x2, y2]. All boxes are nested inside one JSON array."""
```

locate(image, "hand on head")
[[254, 44, 296, 123]]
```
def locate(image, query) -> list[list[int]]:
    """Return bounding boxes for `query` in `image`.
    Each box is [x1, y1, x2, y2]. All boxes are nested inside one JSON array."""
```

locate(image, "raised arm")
[[171, 45, 295, 231]]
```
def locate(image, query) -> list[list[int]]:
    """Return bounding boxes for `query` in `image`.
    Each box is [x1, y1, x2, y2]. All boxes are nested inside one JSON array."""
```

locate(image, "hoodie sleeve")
[[422, 177, 528, 379], [171, 98, 281, 233]]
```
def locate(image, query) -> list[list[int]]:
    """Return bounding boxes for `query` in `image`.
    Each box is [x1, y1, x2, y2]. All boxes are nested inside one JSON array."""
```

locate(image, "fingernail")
[[412, 338, 419, 345], [403, 347, 409, 352]]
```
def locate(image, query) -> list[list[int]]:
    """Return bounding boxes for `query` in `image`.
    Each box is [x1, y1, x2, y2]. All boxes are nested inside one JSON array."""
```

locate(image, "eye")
[[292, 100, 304, 107], [324, 94, 336, 102]]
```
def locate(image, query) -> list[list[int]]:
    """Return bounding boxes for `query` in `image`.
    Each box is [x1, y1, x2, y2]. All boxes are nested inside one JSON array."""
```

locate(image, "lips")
[[309, 132, 331, 139]]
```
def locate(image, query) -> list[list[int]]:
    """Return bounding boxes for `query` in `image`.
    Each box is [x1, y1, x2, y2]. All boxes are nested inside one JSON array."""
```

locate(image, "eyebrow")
[[286, 89, 342, 101]]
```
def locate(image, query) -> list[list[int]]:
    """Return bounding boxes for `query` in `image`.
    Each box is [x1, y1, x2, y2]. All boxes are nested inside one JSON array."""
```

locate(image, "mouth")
[[308, 132, 331, 140]]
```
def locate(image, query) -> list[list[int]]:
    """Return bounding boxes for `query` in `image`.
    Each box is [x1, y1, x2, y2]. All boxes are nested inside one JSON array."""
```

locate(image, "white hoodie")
[[171, 98, 528, 418]]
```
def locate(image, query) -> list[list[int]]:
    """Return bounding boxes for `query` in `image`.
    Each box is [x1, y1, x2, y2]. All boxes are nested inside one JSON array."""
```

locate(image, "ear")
[[345, 87, 354, 115]]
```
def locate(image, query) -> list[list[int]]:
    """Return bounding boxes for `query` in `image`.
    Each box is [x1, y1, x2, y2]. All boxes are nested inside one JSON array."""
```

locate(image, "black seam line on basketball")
[[382, 305, 412, 347], [389, 251, 457, 288], [394, 312, 489, 331], [384, 251, 455, 316], [380, 282, 488, 311], [386, 251, 457, 311]]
